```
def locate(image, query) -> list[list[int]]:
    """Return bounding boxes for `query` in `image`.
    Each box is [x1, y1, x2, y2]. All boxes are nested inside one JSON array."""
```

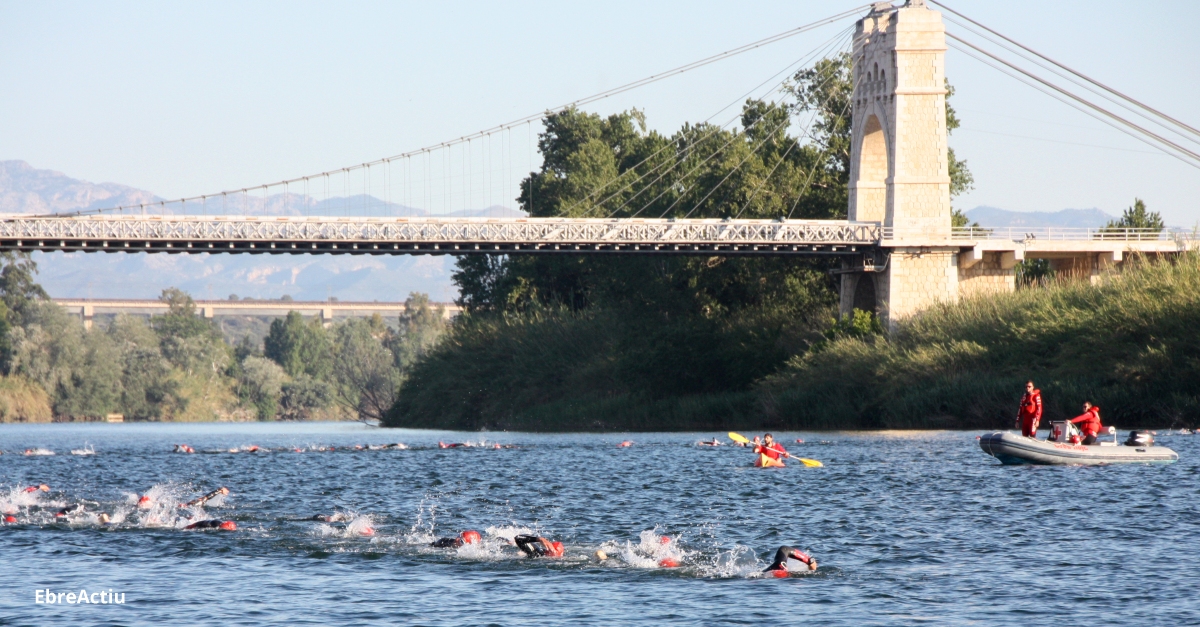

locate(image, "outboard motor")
[[1125, 430, 1154, 447]]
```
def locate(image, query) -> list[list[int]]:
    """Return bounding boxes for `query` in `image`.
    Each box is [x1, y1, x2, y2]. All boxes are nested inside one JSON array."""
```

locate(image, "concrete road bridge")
[[53, 298, 462, 329]]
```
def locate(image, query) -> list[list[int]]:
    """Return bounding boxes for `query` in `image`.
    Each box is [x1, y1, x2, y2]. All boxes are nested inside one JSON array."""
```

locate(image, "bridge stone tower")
[[841, 0, 958, 325]]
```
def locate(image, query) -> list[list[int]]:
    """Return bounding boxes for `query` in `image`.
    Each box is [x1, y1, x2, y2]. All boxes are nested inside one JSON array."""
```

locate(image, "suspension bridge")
[[4, 0, 1196, 324]]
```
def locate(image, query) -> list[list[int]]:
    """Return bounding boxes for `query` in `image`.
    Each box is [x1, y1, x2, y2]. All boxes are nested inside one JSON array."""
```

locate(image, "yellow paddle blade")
[[728, 432, 750, 444], [798, 458, 823, 467]]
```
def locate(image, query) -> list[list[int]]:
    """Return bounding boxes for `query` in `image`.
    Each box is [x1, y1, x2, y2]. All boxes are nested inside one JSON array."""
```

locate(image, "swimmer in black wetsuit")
[[430, 530, 482, 548], [514, 535, 564, 558], [311, 513, 350, 522], [763, 546, 817, 576], [184, 519, 237, 530]]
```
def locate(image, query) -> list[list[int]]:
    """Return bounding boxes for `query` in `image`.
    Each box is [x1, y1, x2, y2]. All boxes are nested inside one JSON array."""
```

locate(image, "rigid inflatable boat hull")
[[979, 432, 1178, 466]]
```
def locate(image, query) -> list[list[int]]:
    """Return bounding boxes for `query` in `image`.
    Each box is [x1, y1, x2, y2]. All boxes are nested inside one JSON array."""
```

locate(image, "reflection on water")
[[1, 422, 1197, 626]]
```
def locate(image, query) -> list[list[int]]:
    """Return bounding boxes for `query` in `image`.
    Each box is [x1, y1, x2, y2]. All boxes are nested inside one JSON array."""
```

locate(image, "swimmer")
[[181, 487, 229, 508], [617, 440, 633, 448], [311, 513, 351, 522], [430, 530, 482, 548], [55, 504, 83, 518], [438, 442, 466, 449], [697, 438, 721, 446], [23, 484, 50, 493], [184, 519, 237, 531], [514, 534, 565, 558], [173, 444, 195, 454], [763, 546, 817, 577], [137, 495, 153, 509]]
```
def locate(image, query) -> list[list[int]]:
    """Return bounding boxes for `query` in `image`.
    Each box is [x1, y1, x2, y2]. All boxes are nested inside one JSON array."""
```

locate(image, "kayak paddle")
[[727, 432, 823, 467]]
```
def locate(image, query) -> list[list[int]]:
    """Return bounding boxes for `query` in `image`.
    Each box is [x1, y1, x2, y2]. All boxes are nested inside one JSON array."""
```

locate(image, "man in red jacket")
[[1069, 401, 1103, 445], [1016, 381, 1043, 438]]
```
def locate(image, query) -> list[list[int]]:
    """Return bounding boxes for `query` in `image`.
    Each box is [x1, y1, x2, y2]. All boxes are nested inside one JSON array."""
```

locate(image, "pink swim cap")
[[461, 530, 482, 544], [219, 521, 237, 531]]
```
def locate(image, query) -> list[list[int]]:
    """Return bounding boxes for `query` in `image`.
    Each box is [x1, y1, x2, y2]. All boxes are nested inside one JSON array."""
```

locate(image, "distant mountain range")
[[964, 206, 1116, 228], [1, 160, 528, 301]]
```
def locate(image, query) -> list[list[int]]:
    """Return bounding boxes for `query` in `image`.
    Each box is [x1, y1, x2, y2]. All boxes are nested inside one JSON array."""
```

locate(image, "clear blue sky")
[[2, 0, 1198, 224]]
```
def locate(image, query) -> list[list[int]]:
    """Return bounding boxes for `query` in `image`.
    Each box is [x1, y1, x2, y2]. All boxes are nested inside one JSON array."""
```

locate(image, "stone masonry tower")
[[842, 0, 959, 325]]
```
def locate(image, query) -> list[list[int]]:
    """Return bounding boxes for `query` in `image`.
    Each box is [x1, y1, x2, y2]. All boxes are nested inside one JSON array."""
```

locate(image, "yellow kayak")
[[754, 453, 786, 468]]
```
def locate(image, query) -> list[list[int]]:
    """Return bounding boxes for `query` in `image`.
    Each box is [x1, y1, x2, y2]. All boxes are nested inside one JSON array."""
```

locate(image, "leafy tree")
[[263, 311, 333, 379], [279, 375, 333, 421], [1105, 198, 1164, 232], [238, 355, 286, 420], [152, 288, 229, 373], [0, 252, 49, 322], [391, 294, 447, 369], [108, 314, 178, 420], [331, 318, 399, 422]]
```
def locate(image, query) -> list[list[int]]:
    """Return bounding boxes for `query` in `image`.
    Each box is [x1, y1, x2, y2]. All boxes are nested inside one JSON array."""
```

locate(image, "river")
[[0, 422, 1196, 626]]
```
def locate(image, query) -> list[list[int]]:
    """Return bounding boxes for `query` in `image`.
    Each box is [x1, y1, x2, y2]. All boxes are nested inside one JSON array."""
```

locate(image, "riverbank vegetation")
[[0, 252, 446, 422]]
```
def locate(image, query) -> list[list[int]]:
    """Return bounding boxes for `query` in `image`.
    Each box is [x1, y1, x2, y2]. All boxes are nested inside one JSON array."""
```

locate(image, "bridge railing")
[[948, 226, 1195, 242]]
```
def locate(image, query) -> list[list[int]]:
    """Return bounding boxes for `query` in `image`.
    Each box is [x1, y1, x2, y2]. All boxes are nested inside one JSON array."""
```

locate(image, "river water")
[[0, 422, 1196, 626]]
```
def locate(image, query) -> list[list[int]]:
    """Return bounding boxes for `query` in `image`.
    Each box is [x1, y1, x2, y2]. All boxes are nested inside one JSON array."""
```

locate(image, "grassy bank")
[[762, 253, 1200, 430], [387, 254, 1200, 432]]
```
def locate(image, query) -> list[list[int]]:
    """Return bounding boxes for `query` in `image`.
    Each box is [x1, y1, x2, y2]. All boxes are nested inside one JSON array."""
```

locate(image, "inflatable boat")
[[979, 431, 1178, 466]]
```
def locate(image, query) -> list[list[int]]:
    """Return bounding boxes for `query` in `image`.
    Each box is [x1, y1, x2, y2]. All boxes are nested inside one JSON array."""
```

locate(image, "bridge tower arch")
[[841, 0, 957, 326]]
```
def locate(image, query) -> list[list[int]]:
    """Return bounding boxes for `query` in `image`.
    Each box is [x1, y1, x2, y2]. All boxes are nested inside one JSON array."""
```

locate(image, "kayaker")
[[763, 546, 818, 577], [1069, 402, 1103, 445], [514, 534, 565, 558], [1016, 381, 1043, 438], [430, 530, 482, 548], [754, 434, 786, 462]]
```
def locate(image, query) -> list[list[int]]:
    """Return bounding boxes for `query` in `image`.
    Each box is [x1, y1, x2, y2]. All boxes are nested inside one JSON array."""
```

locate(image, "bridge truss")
[[0, 215, 883, 256]]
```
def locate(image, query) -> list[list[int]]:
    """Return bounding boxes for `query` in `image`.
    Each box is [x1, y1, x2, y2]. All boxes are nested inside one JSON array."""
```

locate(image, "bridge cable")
[[930, 1, 1200, 142], [565, 25, 855, 218], [655, 39, 854, 219], [946, 34, 1200, 170], [615, 36, 854, 220], [738, 46, 858, 219], [36, 6, 868, 220], [942, 16, 1200, 152], [594, 26, 854, 219]]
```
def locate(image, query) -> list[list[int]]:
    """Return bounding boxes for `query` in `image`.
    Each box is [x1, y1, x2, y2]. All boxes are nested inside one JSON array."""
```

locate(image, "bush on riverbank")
[[0, 375, 52, 422], [388, 253, 1200, 432], [763, 253, 1200, 430]]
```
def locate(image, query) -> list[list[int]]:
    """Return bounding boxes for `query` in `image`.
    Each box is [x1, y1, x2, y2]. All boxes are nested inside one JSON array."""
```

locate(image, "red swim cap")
[[461, 530, 482, 544], [658, 558, 679, 568], [771, 568, 790, 578], [4, 515, 16, 523], [138, 495, 152, 506], [360, 526, 375, 536], [550, 541, 564, 556], [219, 521, 237, 531], [659, 535, 672, 545]]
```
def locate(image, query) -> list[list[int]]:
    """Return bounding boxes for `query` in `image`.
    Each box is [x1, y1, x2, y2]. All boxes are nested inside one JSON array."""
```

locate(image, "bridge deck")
[[0, 215, 880, 256]]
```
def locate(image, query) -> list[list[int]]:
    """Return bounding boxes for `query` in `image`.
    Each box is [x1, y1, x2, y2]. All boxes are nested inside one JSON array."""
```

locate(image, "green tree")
[[391, 293, 447, 369], [108, 314, 178, 420], [238, 355, 286, 420], [0, 251, 49, 322], [331, 318, 399, 422], [279, 375, 333, 421], [263, 311, 333, 379], [1105, 198, 1164, 232]]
